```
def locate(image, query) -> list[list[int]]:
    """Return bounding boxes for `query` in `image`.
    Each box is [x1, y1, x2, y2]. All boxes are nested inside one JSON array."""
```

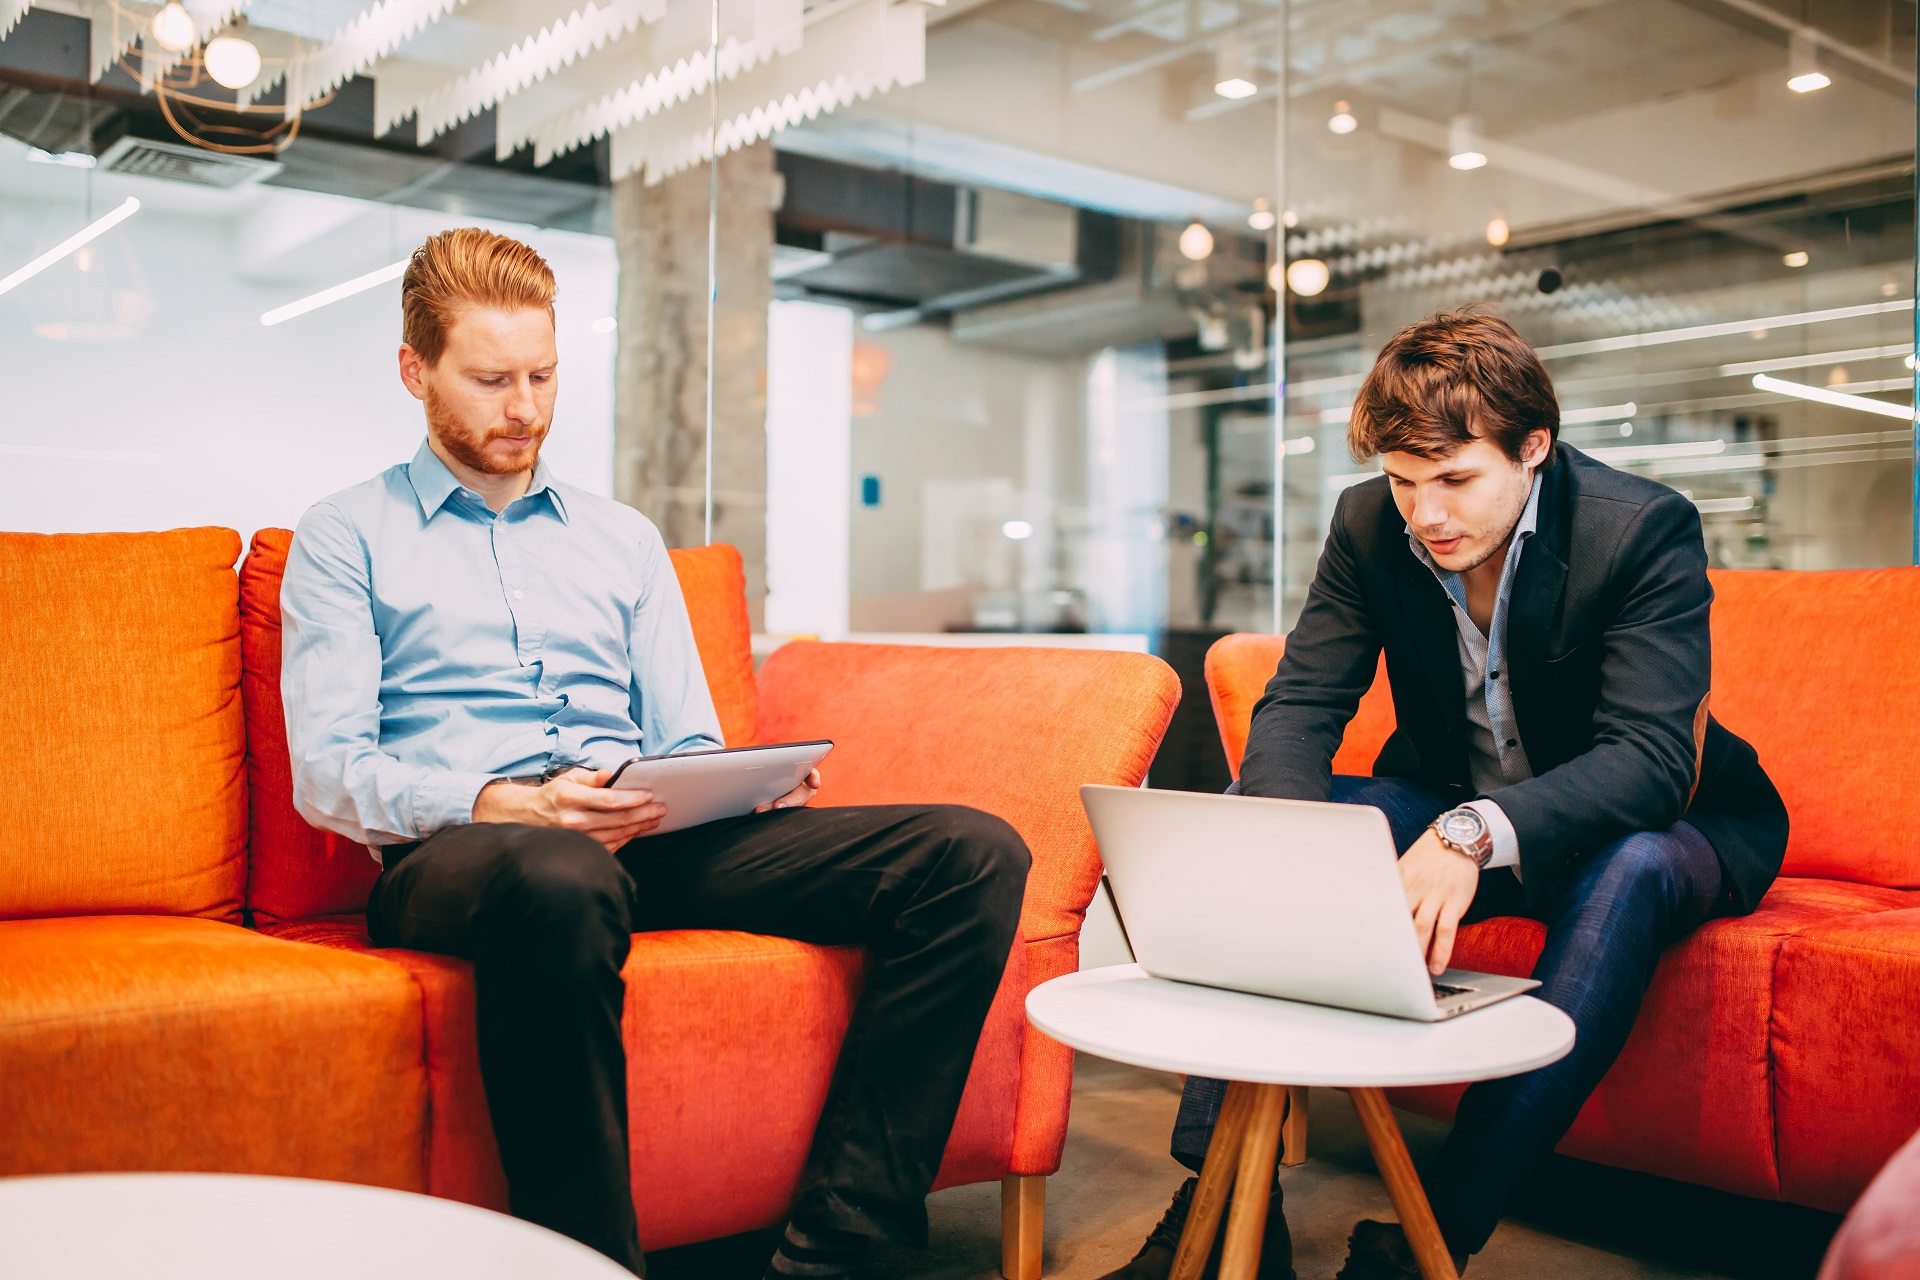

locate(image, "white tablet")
[[604, 740, 834, 835]]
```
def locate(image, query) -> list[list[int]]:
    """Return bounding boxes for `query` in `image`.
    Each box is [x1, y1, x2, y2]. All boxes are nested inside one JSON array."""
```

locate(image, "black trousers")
[[365, 804, 1031, 1276]]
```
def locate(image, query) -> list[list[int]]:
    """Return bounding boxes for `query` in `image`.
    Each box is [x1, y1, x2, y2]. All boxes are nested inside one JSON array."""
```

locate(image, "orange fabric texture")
[[1009, 933, 1084, 1176], [270, 916, 509, 1211], [1818, 1125, 1920, 1280], [240, 529, 382, 926], [266, 918, 1030, 1248], [756, 641, 1182, 944], [1705, 568, 1920, 887], [1774, 906, 1920, 1211], [241, 532, 765, 925], [0, 528, 247, 923], [665, 544, 759, 747], [1205, 634, 1393, 781], [0, 915, 425, 1188]]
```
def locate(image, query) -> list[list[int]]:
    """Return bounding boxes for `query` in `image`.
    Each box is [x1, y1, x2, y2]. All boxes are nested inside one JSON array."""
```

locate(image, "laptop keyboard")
[[1432, 981, 1474, 999]]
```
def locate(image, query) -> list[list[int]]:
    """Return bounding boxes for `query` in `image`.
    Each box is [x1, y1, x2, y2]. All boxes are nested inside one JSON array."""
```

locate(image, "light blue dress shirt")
[[280, 439, 724, 853], [1406, 474, 1543, 873]]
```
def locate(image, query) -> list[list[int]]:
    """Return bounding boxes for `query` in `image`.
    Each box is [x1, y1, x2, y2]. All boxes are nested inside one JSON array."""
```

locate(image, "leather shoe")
[[1332, 1219, 1468, 1280]]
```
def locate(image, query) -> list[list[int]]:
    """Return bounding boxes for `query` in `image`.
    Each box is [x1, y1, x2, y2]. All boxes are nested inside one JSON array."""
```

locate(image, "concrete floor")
[[653, 1058, 1840, 1280]]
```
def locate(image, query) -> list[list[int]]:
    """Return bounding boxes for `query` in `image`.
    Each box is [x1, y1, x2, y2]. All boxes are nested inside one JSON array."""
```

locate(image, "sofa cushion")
[[0, 528, 247, 922], [1775, 906, 1920, 1212], [263, 918, 1026, 1248], [1206, 633, 1394, 780], [1706, 568, 1920, 889], [0, 915, 425, 1187], [1394, 878, 1917, 1200], [241, 529, 762, 926]]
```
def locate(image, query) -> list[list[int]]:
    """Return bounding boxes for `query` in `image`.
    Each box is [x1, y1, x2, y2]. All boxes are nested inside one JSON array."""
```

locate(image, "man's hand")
[[755, 768, 822, 814], [1399, 828, 1481, 975], [472, 767, 667, 854]]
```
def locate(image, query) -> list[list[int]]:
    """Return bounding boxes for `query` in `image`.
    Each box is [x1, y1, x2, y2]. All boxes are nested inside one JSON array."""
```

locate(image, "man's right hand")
[[471, 767, 667, 854]]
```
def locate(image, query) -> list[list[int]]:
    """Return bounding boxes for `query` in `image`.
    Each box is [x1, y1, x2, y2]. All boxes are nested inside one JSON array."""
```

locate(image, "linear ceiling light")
[[1787, 31, 1831, 93], [0, 197, 140, 299], [1751, 373, 1912, 419], [261, 259, 409, 327]]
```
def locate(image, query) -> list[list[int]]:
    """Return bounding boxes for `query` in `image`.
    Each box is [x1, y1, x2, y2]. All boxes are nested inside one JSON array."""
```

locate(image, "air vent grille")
[[97, 136, 283, 189]]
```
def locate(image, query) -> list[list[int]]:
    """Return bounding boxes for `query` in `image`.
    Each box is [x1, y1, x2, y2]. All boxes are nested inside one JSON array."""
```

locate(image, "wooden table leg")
[[1216, 1084, 1287, 1280], [1170, 1081, 1253, 1280], [1348, 1087, 1459, 1280]]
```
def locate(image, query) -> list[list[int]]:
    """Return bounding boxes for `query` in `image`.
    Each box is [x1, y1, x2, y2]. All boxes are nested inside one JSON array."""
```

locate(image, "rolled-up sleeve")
[[280, 503, 497, 846]]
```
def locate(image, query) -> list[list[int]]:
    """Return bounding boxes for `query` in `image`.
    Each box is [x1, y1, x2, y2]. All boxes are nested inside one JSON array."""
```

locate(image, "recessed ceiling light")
[[1328, 100, 1357, 134]]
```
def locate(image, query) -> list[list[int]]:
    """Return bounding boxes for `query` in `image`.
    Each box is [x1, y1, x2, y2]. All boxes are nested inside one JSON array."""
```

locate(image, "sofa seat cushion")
[[0, 528, 247, 922], [267, 916, 1027, 1250], [1395, 878, 1918, 1199], [0, 916, 425, 1188], [1775, 908, 1920, 1212]]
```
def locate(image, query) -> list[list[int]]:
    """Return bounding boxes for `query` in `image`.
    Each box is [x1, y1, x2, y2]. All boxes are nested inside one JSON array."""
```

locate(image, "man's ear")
[[397, 344, 429, 403], [1523, 427, 1552, 469]]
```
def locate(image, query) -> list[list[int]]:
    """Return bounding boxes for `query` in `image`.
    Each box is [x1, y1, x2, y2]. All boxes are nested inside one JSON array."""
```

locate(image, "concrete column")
[[612, 141, 776, 626]]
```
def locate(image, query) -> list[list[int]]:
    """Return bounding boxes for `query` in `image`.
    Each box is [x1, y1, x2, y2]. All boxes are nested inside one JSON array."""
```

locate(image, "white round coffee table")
[[0, 1173, 635, 1279], [1028, 964, 1574, 1280]]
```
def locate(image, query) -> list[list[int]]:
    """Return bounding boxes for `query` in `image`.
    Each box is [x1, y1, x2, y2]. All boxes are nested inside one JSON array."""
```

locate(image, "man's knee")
[[929, 806, 1031, 922], [477, 824, 633, 964]]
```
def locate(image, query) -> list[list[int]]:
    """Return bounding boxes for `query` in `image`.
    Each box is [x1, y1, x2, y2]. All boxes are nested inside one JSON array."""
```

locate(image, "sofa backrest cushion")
[[1706, 568, 1920, 887], [0, 528, 247, 922], [1205, 568, 1920, 891], [241, 529, 760, 926]]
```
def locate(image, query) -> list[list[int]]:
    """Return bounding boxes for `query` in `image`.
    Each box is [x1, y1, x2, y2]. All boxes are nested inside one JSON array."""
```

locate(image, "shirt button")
[[1506, 739, 1518, 748], [1489, 670, 1500, 680]]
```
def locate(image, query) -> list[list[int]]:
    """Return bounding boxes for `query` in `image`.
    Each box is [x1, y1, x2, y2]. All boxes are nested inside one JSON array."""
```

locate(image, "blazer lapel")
[[1390, 543, 1469, 746], [1507, 450, 1574, 677]]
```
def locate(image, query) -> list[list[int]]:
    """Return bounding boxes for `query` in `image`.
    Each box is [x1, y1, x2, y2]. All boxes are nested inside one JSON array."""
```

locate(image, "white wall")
[[0, 140, 617, 544], [765, 300, 854, 637]]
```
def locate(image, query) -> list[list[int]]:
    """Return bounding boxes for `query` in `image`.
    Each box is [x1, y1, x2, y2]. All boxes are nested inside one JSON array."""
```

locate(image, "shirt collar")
[[406, 438, 569, 524]]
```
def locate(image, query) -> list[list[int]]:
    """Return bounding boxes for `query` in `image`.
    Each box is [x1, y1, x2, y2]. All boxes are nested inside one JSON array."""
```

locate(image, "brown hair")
[[401, 227, 556, 367], [1348, 309, 1559, 469]]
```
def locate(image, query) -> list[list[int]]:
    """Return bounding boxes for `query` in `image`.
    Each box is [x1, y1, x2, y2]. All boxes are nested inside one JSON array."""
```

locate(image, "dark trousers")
[[1170, 775, 1725, 1256], [366, 803, 1031, 1276]]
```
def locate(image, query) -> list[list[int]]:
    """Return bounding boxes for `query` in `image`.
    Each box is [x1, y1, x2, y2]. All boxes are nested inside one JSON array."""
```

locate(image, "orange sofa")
[[0, 526, 1181, 1279], [1204, 568, 1920, 1215]]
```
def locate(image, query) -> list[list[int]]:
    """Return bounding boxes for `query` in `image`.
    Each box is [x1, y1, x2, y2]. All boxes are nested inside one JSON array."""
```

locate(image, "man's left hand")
[[1399, 828, 1481, 975], [756, 768, 822, 814]]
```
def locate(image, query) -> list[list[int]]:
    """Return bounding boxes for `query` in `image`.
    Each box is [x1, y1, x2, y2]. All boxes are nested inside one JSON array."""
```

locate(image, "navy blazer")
[[1239, 442, 1788, 914]]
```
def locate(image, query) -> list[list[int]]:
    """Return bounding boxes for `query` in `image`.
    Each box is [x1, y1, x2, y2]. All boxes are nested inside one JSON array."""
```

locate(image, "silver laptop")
[[1082, 784, 1538, 1022]]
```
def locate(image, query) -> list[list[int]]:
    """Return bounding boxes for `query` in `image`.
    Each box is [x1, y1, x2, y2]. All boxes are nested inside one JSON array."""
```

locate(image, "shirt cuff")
[[1464, 798, 1521, 874], [409, 770, 501, 839]]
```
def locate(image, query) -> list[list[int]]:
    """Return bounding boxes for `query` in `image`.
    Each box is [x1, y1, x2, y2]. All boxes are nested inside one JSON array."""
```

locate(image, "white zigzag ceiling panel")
[[7, 0, 927, 179]]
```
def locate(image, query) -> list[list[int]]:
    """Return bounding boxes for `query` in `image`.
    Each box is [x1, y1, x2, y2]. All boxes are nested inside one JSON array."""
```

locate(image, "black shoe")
[[1098, 1176, 1295, 1280], [1333, 1220, 1468, 1280]]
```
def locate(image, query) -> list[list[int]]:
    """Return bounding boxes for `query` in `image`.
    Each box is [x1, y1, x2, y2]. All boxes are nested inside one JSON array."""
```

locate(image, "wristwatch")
[[1431, 806, 1495, 868]]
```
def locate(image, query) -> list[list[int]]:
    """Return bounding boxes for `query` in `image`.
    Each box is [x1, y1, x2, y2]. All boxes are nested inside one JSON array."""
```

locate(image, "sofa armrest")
[[755, 641, 1180, 944]]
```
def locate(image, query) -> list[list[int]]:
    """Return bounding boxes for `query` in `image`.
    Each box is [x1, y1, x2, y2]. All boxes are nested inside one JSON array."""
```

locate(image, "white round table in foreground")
[[1028, 964, 1574, 1280], [0, 1173, 635, 1280]]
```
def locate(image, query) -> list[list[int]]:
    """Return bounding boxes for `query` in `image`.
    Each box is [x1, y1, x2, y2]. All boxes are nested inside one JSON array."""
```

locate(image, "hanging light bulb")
[[1485, 212, 1510, 247], [203, 34, 262, 90], [1214, 44, 1256, 100], [1328, 100, 1358, 134], [1267, 261, 1284, 292], [1281, 208, 1298, 228], [1248, 198, 1276, 232], [1285, 258, 1330, 297], [149, 2, 197, 53], [1178, 221, 1215, 262], [1787, 31, 1830, 93], [1448, 115, 1487, 170]]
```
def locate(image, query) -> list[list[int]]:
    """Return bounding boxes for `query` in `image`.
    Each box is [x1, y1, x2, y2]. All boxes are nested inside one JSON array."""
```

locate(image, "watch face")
[[1441, 809, 1486, 844]]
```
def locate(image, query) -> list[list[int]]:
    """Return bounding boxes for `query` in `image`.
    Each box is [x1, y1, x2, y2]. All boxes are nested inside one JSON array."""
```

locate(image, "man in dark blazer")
[[1103, 311, 1787, 1280]]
